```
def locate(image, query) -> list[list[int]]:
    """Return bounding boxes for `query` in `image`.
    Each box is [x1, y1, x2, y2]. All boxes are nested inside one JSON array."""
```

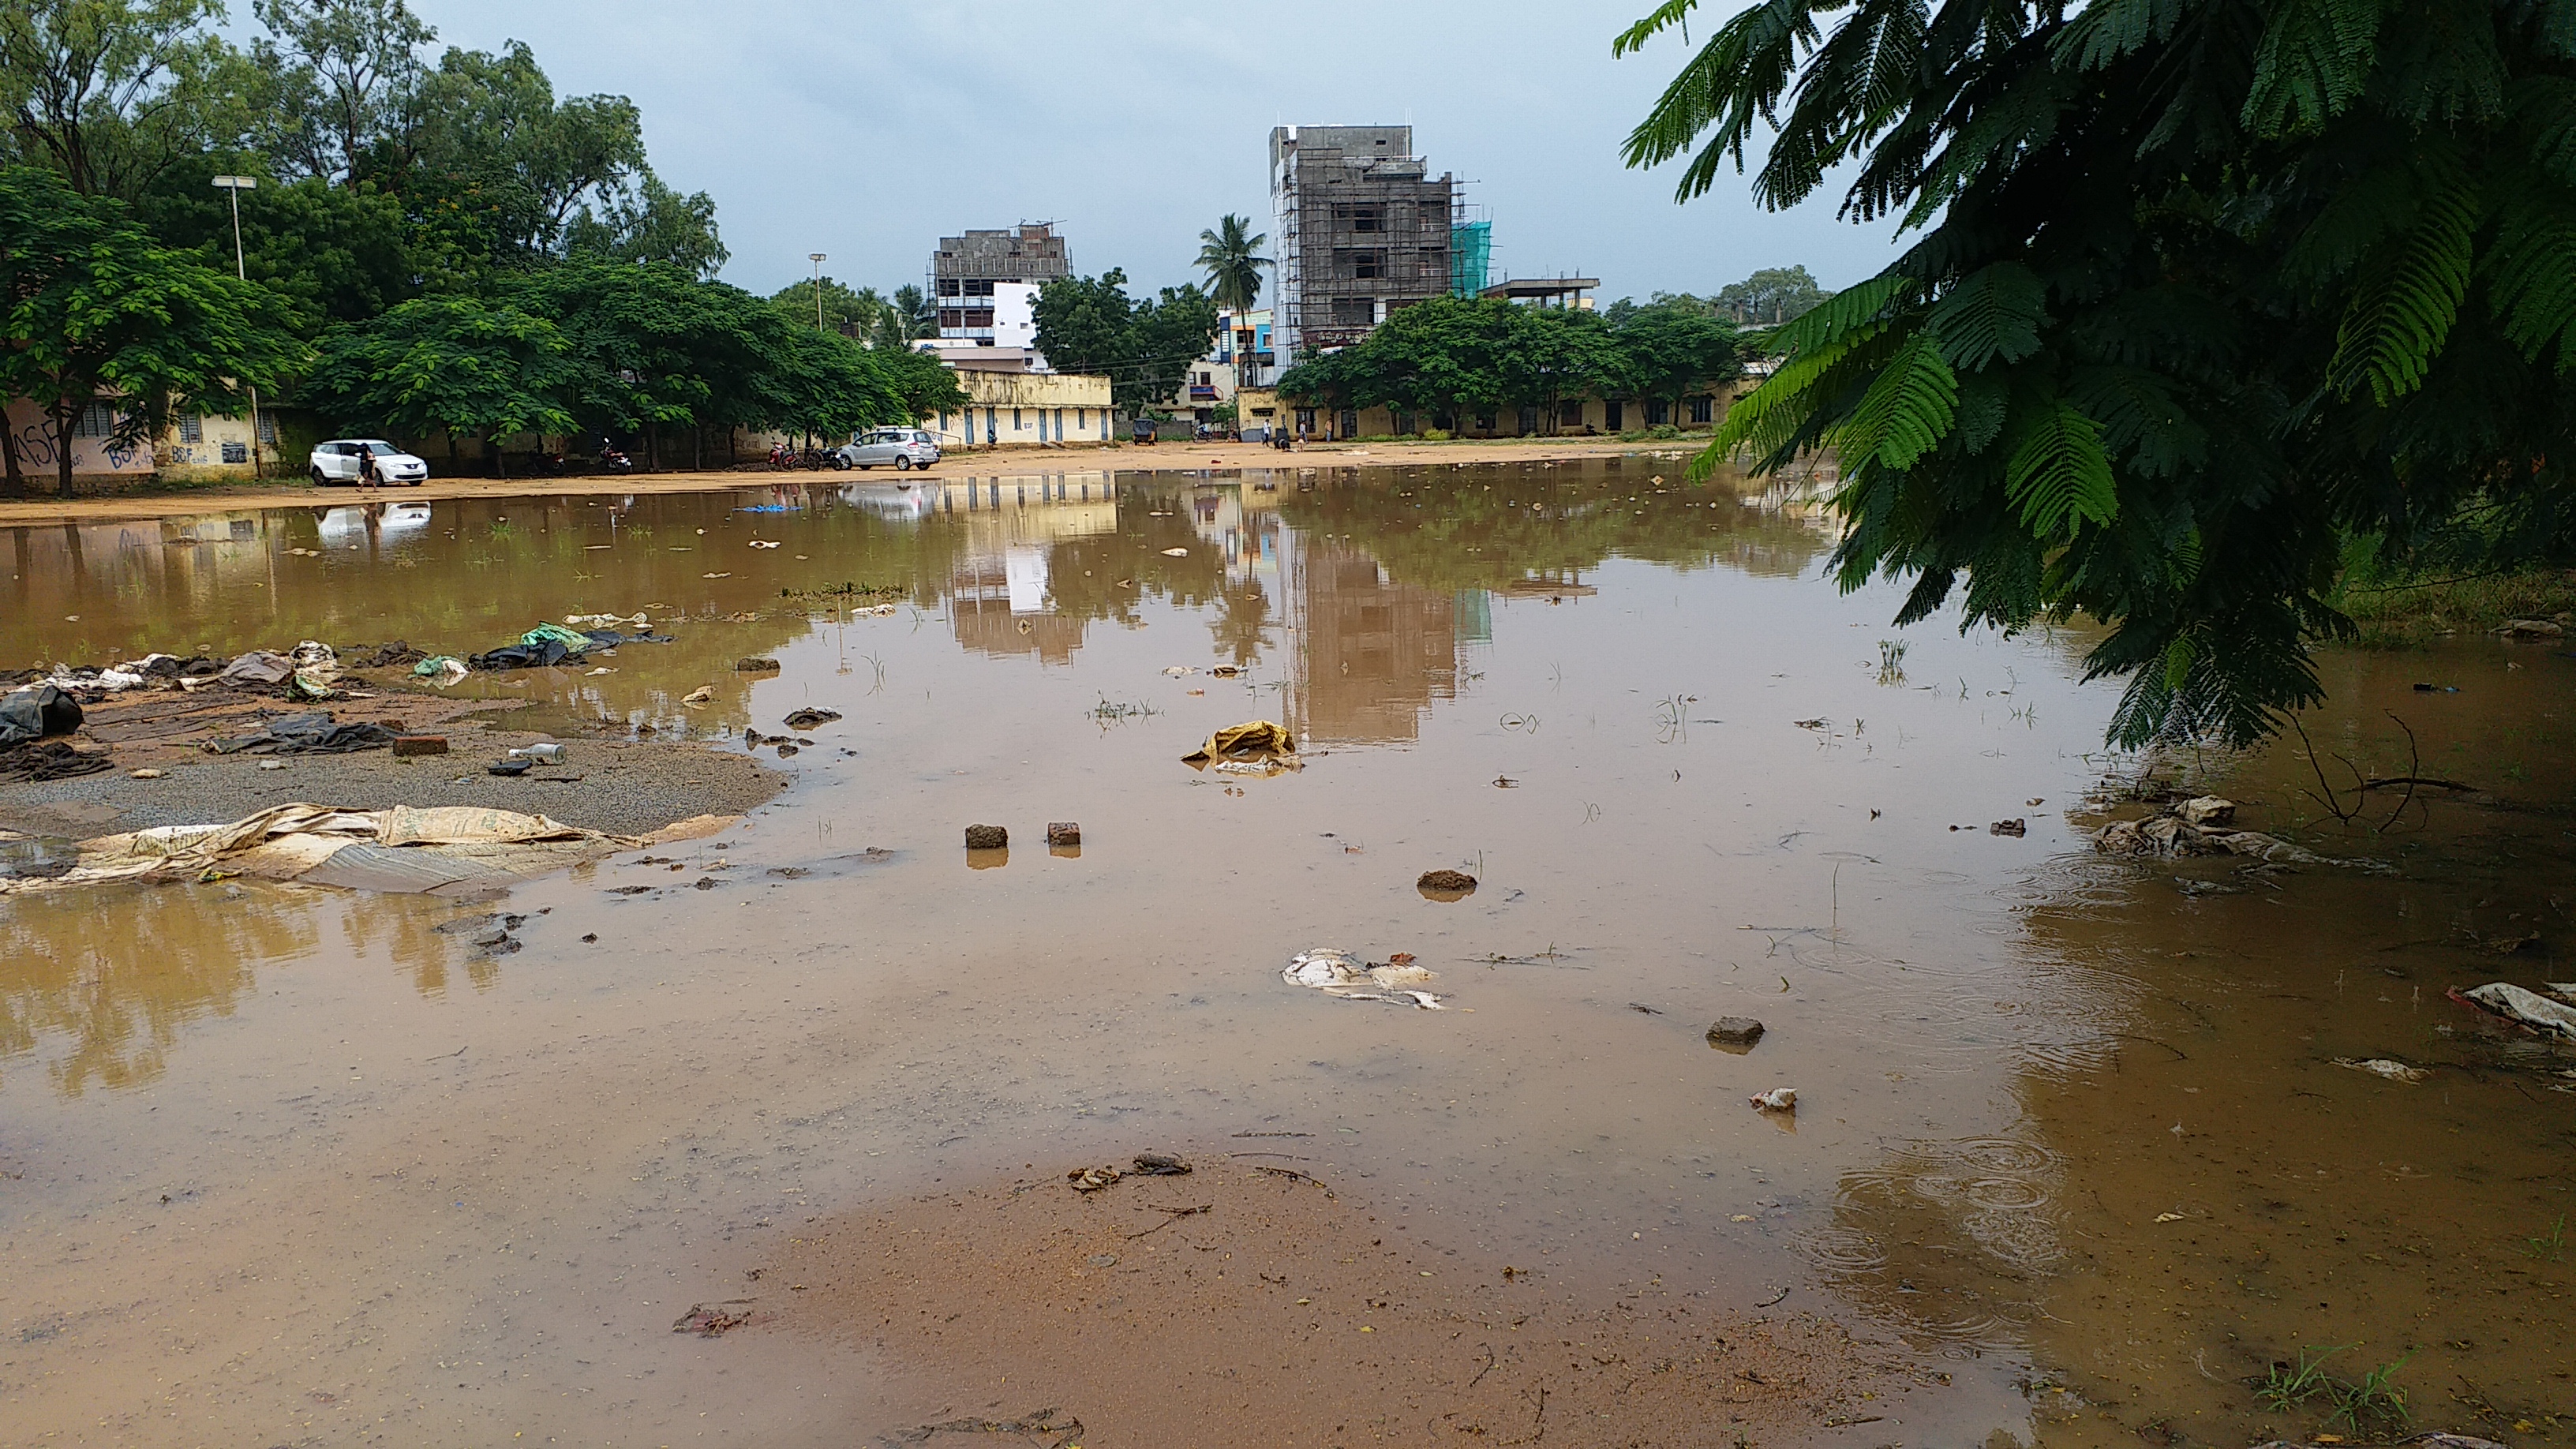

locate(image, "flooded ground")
[[1, 458, 2569, 1446]]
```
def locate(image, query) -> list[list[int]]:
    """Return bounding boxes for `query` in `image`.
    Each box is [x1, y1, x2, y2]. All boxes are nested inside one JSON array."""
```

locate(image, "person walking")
[[354, 442, 380, 491]]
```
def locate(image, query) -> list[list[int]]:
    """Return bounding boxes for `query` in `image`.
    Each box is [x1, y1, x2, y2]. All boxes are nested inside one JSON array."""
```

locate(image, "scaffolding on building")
[[1449, 219, 1492, 298], [1269, 125, 1457, 367]]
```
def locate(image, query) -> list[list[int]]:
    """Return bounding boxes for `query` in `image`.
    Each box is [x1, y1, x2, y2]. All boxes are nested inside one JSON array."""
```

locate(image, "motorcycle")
[[596, 439, 636, 474]]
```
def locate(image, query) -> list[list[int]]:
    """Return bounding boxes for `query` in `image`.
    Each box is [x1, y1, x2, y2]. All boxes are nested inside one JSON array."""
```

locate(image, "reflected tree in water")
[[0, 885, 320, 1096], [1208, 579, 1276, 668]]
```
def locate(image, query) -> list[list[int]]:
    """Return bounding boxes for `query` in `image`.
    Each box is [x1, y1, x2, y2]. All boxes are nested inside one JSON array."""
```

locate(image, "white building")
[[930, 223, 1070, 352]]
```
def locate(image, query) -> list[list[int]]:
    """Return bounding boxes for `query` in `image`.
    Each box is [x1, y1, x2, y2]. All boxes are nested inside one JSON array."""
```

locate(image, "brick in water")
[[1046, 822, 1081, 847], [391, 736, 449, 758], [964, 824, 1007, 849]]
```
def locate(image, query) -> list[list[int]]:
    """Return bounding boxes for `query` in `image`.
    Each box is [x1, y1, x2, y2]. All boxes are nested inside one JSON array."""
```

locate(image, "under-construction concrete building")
[[1268, 125, 1458, 366], [929, 223, 1072, 350]]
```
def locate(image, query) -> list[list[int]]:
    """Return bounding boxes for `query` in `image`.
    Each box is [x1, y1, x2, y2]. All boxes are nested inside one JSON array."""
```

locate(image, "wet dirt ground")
[[1, 458, 2569, 1447]]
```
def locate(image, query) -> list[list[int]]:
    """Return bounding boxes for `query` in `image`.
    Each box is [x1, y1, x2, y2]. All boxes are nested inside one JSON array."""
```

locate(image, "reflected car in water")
[[318, 502, 433, 543], [309, 439, 429, 486], [830, 428, 942, 472]]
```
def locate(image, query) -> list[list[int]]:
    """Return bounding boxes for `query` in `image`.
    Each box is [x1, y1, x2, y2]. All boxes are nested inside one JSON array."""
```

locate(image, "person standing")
[[354, 441, 379, 491]]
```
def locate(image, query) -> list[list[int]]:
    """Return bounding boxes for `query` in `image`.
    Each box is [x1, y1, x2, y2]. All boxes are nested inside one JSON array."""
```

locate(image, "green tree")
[[1619, 0, 2576, 746], [769, 275, 890, 338], [890, 283, 934, 342], [1195, 213, 1271, 313], [563, 174, 725, 279], [0, 0, 250, 200], [301, 292, 572, 477], [248, 0, 431, 185], [1612, 301, 1741, 425], [1711, 267, 1831, 327], [1278, 297, 1640, 432], [136, 162, 436, 331], [1033, 270, 1216, 410], [0, 166, 301, 497]]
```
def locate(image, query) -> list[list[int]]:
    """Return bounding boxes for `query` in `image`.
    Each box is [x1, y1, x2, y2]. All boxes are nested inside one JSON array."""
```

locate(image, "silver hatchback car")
[[831, 428, 942, 471]]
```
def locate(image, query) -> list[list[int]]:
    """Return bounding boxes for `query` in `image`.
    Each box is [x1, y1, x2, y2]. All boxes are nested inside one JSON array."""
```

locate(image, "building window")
[[1646, 399, 1670, 426], [1338, 409, 1358, 438], [1518, 406, 1539, 436], [71, 402, 119, 437], [257, 413, 277, 444], [1335, 203, 1384, 233], [963, 309, 994, 328], [1345, 249, 1387, 280], [939, 309, 964, 329], [964, 279, 996, 297], [1689, 395, 1713, 425], [938, 278, 961, 296], [1476, 413, 1497, 432], [1394, 412, 1415, 436], [1331, 297, 1375, 326], [1559, 400, 1583, 428], [1295, 408, 1316, 433], [178, 414, 204, 443], [1604, 400, 1623, 431], [1013, 408, 1022, 431]]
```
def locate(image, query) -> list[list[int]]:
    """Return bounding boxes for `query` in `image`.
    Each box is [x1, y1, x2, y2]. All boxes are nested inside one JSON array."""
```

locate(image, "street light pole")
[[809, 253, 828, 331], [212, 175, 262, 478]]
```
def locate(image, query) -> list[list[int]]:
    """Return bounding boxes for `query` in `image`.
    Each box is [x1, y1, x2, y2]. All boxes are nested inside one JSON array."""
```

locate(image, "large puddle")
[[2, 459, 2570, 1445]]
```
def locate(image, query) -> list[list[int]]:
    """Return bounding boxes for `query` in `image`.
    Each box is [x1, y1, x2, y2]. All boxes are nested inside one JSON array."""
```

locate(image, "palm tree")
[[1196, 215, 1271, 314]]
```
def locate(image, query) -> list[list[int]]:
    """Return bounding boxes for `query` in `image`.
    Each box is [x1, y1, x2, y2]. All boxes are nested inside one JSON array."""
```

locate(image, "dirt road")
[[0, 436, 1699, 526]]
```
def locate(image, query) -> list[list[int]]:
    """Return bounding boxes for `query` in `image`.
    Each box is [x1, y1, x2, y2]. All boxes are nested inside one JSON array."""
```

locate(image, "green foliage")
[[1032, 269, 1221, 410], [300, 293, 572, 463], [1626, 0, 2576, 747], [0, 0, 247, 200], [1279, 295, 1735, 429], [0, 166, 302, 496], [1196, 213, 1271, 314]]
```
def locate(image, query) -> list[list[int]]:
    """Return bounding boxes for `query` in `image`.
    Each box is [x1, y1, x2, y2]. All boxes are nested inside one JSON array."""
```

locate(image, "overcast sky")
[[404, 0, 1904, 303]]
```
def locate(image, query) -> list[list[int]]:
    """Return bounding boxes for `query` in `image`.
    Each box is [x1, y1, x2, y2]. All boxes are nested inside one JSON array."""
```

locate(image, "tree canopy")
[[1276, 296, 1739, 429], [1196, 214, 1271, 314], [0, 167, 301, 496], [1032, 269, 1221, 410], [1619, 0, 2576, 747]]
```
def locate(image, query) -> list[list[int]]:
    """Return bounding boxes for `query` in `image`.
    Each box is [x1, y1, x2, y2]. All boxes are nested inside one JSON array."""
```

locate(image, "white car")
[[830, 428, 942, 471], [310, 439, 429, 486]]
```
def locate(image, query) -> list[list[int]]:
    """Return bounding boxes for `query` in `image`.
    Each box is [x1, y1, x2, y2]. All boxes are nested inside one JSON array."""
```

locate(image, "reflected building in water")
[[924, 473, 1122, 666], [1282, 538, 1478, 747]]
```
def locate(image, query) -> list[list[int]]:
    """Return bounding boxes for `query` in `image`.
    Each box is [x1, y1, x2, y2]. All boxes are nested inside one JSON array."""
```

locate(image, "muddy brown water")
[[1, 460, 2569, 1446]]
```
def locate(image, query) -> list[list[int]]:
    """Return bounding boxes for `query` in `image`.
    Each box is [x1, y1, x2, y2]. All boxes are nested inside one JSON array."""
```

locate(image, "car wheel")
[[311, 467, 329, 486], [830, 455, 851, 471], [894, 455, 913, 471]]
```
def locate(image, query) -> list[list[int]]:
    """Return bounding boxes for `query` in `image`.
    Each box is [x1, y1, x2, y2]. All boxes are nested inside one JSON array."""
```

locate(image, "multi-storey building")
[[928, 223, 1072, 351], [1267, 125, 1457, 366]]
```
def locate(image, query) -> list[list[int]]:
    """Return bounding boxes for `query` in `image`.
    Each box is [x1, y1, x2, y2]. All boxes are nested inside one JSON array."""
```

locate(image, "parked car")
[[309, 439, 429, 486], [830, 428, 942, 471]]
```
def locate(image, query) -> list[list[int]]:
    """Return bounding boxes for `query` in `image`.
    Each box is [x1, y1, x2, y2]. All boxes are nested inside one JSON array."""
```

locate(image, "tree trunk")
[[50, 401, 75, 500], [489, 429, 505, 479], [693, 424, 703, 471], [1, 410, 23, 498], [646, 424, 659, 472]]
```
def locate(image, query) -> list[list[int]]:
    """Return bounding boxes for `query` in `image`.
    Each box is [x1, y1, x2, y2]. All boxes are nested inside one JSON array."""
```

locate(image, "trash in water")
[[682, 686, 714, 706], [2412, 682, 2460, 693], [1069, 1164, 1122, 1192], [1749, 1088, 1797, 1112], [2333, 1057, 2429, 1084], [1163, 665, 1196, 676], [1417, 868, 1477, 900], [672, 1303, 751, 1336], [507, 743, 568, 765], [1130, 1151, 1189, 1177], [413, 655, 469, 687], [1161, 547, 1189, 556], [488, 758, 533, 777], [1707, 1017, 1767, 1051], [129, 768, 164, 780], [781, 708, 841, 729], [212, 650, 295, 688], [1282, 947, 1446, 1009], [747, 540, 781, 549], [565, 612, 648, 629], [1990, 818, 2027, 836], [2176, 796, 2237, 826], [2450, 982, 2576, 1042], [1182, 721, 1299, 773], [0, 739, 113, 783], [2496, 618, 2565, 638]]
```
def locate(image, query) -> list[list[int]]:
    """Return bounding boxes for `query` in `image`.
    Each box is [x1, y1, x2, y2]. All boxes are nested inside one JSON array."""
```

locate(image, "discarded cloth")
[[1182, 720, 1300, 772], [213, 650, 295, 687], [0, 738, 114, 783], [0, 802, 645, 897], [1282, 947, 1443, 1009], [470, 638, 581, 671], [2452, 982, 2576, 1042], [0, 684, 83, 745], [343, 641, 427, 669], [204, 711, 399, 756], [2092, 814, 2391, 871]]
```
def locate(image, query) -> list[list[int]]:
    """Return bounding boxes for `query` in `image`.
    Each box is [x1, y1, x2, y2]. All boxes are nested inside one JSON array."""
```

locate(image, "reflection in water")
[[0, 884, 314, 1095]]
